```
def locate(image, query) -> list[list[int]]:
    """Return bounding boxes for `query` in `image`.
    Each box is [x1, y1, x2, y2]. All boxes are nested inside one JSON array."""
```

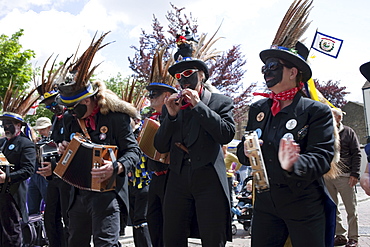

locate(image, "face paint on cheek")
[[178, 72, 199, 89], [4, 124, 15, 135], [264, 66, 284, 88], [73, 104, 87, 119]]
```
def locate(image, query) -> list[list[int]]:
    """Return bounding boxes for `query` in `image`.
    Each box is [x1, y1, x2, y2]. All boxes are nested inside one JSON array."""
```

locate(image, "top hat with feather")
[[168, 27, 222, 82]]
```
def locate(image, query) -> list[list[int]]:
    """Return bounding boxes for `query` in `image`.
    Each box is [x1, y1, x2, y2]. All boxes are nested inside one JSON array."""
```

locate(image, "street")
[[119, 184, 370, 246]]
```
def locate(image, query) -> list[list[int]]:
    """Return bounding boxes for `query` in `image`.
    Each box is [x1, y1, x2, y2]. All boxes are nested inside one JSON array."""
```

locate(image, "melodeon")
[[244, 131, 270, 193], [137, 118, 170, 164], [0, 152, 14, 193], [54, 133, 118, 192]]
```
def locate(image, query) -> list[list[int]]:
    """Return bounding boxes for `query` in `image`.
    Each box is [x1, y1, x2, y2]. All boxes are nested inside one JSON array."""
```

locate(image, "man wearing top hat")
[[0, 112, 36, 246], [154, 44, 235, 245], [236, 39, 335, 246], [54, 33, 141, 246], [145, 82, 177, 247]]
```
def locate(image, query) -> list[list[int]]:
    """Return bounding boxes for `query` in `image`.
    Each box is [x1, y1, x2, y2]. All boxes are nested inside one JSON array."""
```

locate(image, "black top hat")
[[360, 61, 370, 82], [260, 41, 312, 82], [146, 82, 177, 93], [168, 29, 210, 82]]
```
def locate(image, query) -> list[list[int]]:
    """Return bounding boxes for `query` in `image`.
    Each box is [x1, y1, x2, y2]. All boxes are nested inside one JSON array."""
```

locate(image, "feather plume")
[[1, 80, 38, 116], [271, 0, 313, 48], [58, 31, 113, 91]]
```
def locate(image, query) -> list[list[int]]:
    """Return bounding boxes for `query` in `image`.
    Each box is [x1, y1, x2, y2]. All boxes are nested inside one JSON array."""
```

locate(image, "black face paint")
[[178, 71, 199, 90], [263, 58, 284, 88], [73, 104, 87, 119], [3, 121, 15, 135]]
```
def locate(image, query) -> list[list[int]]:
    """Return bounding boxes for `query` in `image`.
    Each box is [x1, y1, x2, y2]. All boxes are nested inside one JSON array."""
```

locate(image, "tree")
[[128, 4, 254, 123], [314, 79, 349, 108], [0, 29, 35, 99]]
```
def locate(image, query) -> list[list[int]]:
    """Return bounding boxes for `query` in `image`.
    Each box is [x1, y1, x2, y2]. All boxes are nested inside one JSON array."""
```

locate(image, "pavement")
[[119, 184, 370, 247]]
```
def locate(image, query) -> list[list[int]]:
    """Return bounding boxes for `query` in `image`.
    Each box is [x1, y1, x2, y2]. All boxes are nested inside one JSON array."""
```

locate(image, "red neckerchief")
[[253, 82, 303, 116], [180, 86, 203, 110], [150, 112, 161, 120], [56, 114, 64, 120], [85, 105, 100, 130]]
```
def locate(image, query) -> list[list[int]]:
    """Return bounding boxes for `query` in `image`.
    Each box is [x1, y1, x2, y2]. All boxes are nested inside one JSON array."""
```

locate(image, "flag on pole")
[[311, 31, 343, 58]]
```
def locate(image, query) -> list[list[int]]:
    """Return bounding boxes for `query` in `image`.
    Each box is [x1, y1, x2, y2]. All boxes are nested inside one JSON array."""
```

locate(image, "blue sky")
[[0, 0, 369, 103]]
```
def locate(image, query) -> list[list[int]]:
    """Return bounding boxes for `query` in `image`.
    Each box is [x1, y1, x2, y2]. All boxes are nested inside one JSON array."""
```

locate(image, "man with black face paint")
[[154, 49, 235, 245], [0, 112, 35, 246], [54, 33, 141, 246], [236, 40, 336, 247]]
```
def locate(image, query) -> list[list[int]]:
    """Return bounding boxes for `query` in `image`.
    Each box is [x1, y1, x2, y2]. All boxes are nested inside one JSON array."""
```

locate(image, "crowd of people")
[[1, 2, 370, 247]]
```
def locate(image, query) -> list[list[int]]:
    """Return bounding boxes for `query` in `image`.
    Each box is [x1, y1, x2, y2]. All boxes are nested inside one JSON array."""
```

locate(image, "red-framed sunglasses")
[[174, 69, 198, 80]]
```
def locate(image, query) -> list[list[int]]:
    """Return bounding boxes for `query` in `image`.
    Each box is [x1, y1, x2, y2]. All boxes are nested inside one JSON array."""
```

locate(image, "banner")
[[311, 31, 343, 58]]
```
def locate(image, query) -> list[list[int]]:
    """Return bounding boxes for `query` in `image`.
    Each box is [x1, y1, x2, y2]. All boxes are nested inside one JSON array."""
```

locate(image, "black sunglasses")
[[147, 90, 164, 99], [261, 61, 294, 74]]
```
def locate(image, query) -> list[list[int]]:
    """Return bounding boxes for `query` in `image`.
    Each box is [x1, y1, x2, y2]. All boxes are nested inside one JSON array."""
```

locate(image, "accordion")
[[0, 152, 14, 193], [54, 133, 118, 192], [137, 118, 170, 164]]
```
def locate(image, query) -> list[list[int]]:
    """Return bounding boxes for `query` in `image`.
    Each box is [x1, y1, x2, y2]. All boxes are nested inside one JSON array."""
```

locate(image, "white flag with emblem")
[[311, 31, 343, 58]]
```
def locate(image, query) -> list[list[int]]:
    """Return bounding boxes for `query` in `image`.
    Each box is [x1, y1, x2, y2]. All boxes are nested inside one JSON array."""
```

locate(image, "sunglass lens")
[[175, 73, 181, 80], [182, 69, 194, 77]]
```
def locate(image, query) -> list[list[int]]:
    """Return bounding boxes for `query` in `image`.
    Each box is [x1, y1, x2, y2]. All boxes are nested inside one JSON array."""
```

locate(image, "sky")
[[0, 0, 369, 103]]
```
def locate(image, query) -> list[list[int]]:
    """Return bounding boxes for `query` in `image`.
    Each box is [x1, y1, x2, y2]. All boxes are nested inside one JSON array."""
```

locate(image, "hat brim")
[[146, 83, 177, 93], [260, 49, 312, 83], [0, 116, 26, 125], [360, 62, 370, 82], [40, 94, 57, 104], [168, 60, 209, 81], [33, 124, 52, 130], [56, 86, 98, 107]]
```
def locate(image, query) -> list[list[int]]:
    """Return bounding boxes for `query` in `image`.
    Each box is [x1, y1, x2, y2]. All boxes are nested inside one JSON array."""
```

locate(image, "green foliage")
[[0, 29, 36, 98], [105, 72, 127, 97], [24, 104, 53, 127]]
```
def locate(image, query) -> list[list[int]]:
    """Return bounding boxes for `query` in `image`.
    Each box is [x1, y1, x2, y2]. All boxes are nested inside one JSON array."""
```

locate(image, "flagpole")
[[308, 28, 318, 56]]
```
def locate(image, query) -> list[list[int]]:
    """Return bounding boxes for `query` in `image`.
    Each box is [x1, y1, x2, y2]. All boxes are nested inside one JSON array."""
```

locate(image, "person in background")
[[325, 108, 360, 247], [27, 117, 51, 215], [222, 144, 242, 206], [360, 61, 370, 197]]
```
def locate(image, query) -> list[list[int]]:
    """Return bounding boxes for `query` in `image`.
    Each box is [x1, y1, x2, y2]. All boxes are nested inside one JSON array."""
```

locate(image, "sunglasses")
[[147, 91, 163, 100], [261, 61, 295, 74], [45, 101, 58, 109], [174, 69, 198, 80]]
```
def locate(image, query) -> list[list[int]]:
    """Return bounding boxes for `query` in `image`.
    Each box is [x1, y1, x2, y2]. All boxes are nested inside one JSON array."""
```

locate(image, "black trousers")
[[44, 177, 72, 247], [251, 183, 326, 247], [147, 173, 167, 247], [163, 164, 229, 247], [0, 193, 22, 246], [129, 185, 152, 247], [67, 189, 121, 247]]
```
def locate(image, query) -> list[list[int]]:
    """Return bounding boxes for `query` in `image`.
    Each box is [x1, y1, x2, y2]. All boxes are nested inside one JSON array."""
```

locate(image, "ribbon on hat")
[[253, 82, 303, 116]]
